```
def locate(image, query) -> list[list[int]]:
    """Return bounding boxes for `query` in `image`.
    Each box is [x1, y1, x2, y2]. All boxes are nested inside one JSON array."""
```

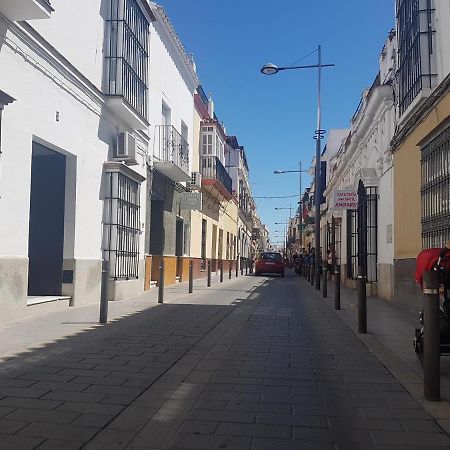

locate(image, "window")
[[421, 127, 450, 248], [396, 0, 435, 115], [105, 0, 149, 118], [103, 172, 140, 279], [202, 127, 213, 154], [260, 253, 282, 260]]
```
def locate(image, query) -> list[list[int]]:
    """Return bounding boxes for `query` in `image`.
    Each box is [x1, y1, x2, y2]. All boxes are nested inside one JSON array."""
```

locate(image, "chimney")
[[208, 93, 214, 118], [190, 53, 196, 73]]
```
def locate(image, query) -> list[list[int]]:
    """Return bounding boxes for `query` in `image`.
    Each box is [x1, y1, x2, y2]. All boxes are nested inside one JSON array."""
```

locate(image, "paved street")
[[0, 272, 449, 449]]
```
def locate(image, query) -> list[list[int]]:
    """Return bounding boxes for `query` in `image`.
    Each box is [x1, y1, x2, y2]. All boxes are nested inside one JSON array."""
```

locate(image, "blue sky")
[[159, 0, 395, 244]]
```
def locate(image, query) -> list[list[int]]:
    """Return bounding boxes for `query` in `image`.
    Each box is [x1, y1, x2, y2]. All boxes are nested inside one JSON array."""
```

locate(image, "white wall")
[[148, 19, 195, 166], [0, 5, 149, 308], [0, 23, 110, 259], [434, 0, 450, 85], [30, 0, 106, 90]]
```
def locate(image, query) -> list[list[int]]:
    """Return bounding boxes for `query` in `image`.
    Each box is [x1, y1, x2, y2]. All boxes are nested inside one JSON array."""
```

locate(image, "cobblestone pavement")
[[0, 273, 449, 449]]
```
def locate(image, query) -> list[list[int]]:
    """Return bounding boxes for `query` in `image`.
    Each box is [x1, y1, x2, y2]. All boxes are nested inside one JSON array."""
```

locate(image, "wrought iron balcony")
[[201, 156, 233, 200], [104, 0, 149, 130], [154, 125, 190, 182]]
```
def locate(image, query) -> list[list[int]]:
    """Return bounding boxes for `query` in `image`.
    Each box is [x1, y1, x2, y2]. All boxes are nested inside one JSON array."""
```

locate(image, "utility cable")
[[254, 194, 299, 199]]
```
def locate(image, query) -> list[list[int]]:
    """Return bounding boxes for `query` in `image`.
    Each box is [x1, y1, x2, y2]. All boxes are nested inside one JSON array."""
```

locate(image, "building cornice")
[[325, 85, 393, 197], [391, 71, 450, 152], [149, 2, 199, 90]]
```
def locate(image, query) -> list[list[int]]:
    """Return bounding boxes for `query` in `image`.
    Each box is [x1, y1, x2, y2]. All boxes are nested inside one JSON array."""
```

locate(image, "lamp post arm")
[[278, 63, 335, 71]]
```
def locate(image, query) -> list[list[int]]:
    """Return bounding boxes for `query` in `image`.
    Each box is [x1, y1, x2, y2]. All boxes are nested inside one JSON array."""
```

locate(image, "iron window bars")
[[396, 0, 435, 115], [421, 126, 450, 248], [347, 183, 378, 282], [106, 0, 149, 119], [103, 172, 141, 279]]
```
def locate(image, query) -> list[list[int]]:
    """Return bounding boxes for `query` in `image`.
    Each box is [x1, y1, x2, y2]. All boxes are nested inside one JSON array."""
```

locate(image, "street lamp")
[[274, 161, 308, 246], [261, 45, 334, 290]]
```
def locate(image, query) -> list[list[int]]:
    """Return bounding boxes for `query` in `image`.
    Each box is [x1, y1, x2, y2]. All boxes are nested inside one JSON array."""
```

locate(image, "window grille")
[[105, 0, 149, 118], [421, 126, 450, 248], [103, 172, 140, 279], [358, 183, 378, 282], [396, 0, 435, 115], [347, 209, 358, 280]]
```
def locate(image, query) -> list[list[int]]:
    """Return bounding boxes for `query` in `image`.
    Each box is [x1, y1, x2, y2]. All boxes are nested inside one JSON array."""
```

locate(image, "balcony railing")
[[155, 125, 189, 172], [201, 156, 232, 195]]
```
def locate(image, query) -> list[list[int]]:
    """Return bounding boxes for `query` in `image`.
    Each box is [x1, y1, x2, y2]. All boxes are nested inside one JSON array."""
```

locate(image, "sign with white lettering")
[[332, 190, 358, 210], [180, 192, 202, 210]]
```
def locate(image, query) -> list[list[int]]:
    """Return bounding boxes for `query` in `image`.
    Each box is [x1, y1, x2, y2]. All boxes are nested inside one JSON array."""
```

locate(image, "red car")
[[254, 252, 285, 277]]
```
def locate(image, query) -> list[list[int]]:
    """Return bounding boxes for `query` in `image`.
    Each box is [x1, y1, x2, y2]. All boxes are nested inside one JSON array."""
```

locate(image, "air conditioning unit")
[[115, 132, 137, 165], [190, 171, 202, 189]]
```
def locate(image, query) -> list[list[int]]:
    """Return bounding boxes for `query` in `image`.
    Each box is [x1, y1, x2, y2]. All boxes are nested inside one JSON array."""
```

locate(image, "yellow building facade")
[[392, 75, 450, 310]]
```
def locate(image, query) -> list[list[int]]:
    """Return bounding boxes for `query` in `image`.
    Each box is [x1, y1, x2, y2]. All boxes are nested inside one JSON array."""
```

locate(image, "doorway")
[[28, 143, 66, 296]]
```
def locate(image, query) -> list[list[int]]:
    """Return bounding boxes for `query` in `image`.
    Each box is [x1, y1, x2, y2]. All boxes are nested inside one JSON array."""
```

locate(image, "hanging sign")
[[332, 190, 358, 210], [180, 192, 202, 210]]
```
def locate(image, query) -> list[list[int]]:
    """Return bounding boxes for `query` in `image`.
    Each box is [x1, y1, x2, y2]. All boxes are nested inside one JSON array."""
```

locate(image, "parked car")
[[254, 252, 285, 277]]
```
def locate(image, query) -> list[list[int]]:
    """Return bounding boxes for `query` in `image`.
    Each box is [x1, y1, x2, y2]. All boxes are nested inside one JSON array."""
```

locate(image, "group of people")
[[290, 247, 335, 276]]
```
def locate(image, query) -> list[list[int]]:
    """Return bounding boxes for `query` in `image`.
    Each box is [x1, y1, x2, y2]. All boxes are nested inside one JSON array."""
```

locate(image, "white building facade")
[[0, 0, 156, 321], [324, 32, 397, 300]]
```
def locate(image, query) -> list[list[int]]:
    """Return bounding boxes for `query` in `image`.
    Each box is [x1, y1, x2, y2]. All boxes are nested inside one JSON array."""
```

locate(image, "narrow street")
[[0, 273, 448, 449]]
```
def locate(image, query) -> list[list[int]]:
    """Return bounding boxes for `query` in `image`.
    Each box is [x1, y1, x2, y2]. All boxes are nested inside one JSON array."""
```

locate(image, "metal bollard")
[[229, 262, 232, 279], [241, 260, 244, 276], [311, 264, 315, 286], [357, 274, 367, 333], [207, 260, 211, 287], [245, 260, 248, 275], [334, 267, 341, 310], [220, 261, 224, 283], [236, 259, 239, 277], [158, 258, 164, 304], [188, 259, 193, 293], [306, 263, 310, 281], [99, 260, 110, 324], [322, 263, 327, 298], [423, 270, 441, 401]]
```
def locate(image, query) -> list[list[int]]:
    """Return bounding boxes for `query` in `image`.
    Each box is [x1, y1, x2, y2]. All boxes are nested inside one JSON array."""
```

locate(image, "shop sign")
[[332, 190, 358, 209]]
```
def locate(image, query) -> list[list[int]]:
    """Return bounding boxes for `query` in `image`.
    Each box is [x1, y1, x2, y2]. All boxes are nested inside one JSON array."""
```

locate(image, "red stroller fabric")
[[415, 248, 450, 290]]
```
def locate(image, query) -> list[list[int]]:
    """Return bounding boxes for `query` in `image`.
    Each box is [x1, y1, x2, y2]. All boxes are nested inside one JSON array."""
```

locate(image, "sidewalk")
[[0, 271, 234, 360], [299, 272, 450, 431], [0, 271, 449, 448]]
